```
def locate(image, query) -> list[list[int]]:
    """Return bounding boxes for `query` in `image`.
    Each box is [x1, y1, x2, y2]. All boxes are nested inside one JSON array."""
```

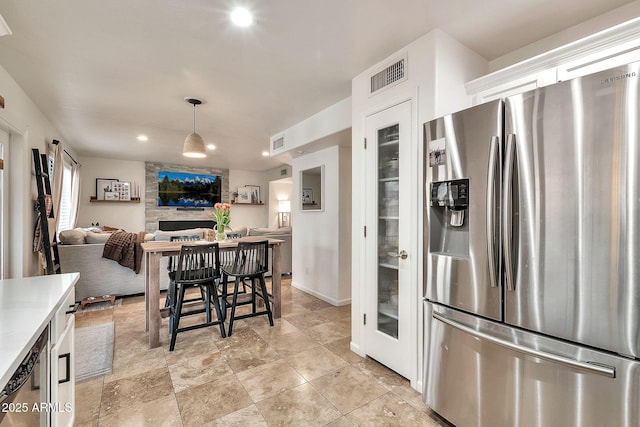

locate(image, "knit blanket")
[[102, 231, 146, 273]]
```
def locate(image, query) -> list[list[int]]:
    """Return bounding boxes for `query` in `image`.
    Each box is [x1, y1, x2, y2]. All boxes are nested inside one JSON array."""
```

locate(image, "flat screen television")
[[157, 171, 222, 207]]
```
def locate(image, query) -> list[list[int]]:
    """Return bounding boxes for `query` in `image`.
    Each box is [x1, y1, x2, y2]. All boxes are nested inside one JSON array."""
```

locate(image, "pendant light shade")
[[183, 97, 207, 158]]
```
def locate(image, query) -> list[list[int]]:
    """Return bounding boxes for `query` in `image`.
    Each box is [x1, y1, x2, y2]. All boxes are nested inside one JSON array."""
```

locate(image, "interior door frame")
[[361, 97, 418, 382]]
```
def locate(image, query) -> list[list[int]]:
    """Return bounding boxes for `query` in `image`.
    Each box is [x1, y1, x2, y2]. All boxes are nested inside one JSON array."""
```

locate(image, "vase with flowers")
[[213, 202, 231, 241]]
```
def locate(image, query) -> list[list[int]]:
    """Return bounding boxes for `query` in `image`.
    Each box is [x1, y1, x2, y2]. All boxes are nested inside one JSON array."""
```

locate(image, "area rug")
[[76, 298, 123, 313], [75, 322, 114, 382]]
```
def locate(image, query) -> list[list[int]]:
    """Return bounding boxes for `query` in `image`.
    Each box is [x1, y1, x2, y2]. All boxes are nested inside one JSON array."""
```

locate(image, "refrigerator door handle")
[[433, 312, 616, 378], [486, 136, 500, 288], [503, 134, 516, 291]]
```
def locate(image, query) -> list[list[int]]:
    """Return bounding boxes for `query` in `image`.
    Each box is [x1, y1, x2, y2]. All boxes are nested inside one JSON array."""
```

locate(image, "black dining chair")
[[168, 242, 226, 351], [219, 232, 247, 295], [164, 234, 202, 309], [220, 240, 273, 336]]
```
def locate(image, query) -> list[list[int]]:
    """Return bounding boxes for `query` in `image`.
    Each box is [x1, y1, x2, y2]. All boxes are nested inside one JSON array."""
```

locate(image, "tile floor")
[[74, 277, 449, 426]]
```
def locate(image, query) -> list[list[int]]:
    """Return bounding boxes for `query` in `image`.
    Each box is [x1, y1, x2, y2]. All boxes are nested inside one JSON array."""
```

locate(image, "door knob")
[[394, 250, 408, 260]]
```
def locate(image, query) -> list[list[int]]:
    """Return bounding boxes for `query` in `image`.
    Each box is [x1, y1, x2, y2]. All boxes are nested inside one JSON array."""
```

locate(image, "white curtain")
[[69, 162, 81, 228], [51, 142, 64, 233]]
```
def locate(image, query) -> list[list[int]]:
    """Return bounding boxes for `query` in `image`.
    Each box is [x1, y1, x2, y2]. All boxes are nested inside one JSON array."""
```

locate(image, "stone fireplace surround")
[[145, 161, 229, 232]]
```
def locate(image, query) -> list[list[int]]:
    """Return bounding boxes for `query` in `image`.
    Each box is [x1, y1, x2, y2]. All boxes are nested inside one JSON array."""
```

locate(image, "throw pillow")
[[230, 226, 248, 237], [58, 229, 87, 245]]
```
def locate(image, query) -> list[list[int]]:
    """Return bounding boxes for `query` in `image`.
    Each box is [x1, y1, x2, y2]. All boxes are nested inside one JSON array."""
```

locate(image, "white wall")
[[229, 169, 269, 229], [77, 156, 146, 231], [292, 145, 351, 305], [0, 64, 72, 277]]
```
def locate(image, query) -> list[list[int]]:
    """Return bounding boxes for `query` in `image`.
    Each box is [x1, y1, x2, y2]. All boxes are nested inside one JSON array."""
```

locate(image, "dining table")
[[141, 236, 283, 348]]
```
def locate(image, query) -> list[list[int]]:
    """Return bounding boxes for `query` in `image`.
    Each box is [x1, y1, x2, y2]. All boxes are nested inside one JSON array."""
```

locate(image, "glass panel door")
[[364, 100, 412, 379], [377, 123, 399, 338]]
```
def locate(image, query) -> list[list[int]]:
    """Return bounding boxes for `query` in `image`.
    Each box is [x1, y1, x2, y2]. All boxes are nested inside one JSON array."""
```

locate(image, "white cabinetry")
[[467, 17, 640, 104], [49, 288, 75, 427], [468, 69, 556, 105]]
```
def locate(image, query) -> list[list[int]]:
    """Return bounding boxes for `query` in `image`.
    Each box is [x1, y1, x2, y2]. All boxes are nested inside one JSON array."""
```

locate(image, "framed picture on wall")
[[96, 178, 119, 200], [236, 186, 252, 204], [246, 185, 261, 204], [302, 188, 313, 205], [112, 181, 131, 201]]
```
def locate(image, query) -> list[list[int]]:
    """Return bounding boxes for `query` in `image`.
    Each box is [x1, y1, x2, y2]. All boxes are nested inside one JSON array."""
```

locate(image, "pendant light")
[[183, 97, 207, 158]]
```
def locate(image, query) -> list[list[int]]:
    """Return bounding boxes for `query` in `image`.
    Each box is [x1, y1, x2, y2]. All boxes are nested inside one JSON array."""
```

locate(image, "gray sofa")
[[58, 226, 292, 301], [59, 243, 170, 301]]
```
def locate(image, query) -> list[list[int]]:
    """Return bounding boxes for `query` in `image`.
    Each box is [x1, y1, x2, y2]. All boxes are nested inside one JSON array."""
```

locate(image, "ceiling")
[[0, 0, 634, 171]]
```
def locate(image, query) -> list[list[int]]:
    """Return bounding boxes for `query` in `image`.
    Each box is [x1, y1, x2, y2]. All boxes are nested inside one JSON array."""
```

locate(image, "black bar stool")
[[169, 242, 226, 351], [164, 234, 202, 310], [220, 240, 273, 336]]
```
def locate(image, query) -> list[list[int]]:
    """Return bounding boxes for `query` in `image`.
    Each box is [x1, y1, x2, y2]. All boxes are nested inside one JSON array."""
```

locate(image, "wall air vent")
[[280, 168, 287, 176], [370, 55, 407, 95], [272, 136, 284, 151]]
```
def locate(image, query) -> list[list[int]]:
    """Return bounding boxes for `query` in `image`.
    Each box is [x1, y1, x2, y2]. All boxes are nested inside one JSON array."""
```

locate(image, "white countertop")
[[0, 273, 79, 390]]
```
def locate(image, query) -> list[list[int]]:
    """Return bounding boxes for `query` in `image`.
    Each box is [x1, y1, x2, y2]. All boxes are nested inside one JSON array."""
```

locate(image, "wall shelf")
[[231, 202, 264, 206], [90, 196, 141, 203]]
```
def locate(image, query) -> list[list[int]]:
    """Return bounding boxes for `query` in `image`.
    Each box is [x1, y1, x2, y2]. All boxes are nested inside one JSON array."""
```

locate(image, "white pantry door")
[[364, 100, 412, 378]]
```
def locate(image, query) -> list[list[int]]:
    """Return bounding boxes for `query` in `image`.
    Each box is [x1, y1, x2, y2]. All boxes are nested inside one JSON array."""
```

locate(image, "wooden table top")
[[141, 236, 283, 253]]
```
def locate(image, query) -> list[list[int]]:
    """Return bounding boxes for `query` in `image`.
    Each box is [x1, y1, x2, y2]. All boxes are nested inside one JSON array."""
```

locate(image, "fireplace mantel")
[[158, 220, 215, 231]]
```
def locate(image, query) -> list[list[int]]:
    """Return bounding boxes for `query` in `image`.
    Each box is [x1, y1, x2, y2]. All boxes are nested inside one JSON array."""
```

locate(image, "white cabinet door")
[[364, 100, 412, 378], [50, 315, 74, 427]]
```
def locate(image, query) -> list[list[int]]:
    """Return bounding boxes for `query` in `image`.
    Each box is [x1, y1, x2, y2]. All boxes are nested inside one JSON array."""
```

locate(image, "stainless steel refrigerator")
[[423, 62, 640, 427]]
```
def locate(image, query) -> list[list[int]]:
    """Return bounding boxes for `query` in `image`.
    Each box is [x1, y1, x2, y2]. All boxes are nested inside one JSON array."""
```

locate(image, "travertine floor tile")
[[74, 278, 441, 426], [315, 305, 351, 323], [305, 322, 350, 345], [325, 416, 356, 427], [256, 383, 342, 426], [168, 350, 233, 393], [280, 301, 312, 316], [286, 346, 349, 381], [219, 339, 282, 373], [265, 329, 320, 357], [175, 375, 253, 426], [209, 404, 268, 426], [299, 298, 333, 311], [235, 359, 306, 402], [252, 318, 299, 341], [107, 345, 167, 383], [100, 367, 173, 417], [324, 337, 363, 364], [74, 377, 103, 425], [354, 357, 408, 390], [345, 392, 442, 426], [388, 379, 431, 414], [282, 311, 327, 330], [311, 365, 388, 414], [98, 394, 182, 427]]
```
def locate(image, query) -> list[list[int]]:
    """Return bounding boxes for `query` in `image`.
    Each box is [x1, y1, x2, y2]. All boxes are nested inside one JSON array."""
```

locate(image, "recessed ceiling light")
[[207, 144, 216, 150], [137, 135, 148, 142], [262, 151, 269, 157], [230, 7, 254, 27]]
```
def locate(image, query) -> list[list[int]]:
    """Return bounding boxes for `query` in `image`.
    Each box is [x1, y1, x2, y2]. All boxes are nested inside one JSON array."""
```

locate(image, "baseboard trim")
[[350, 340, 362, 356], [291, 280, 351, 306]]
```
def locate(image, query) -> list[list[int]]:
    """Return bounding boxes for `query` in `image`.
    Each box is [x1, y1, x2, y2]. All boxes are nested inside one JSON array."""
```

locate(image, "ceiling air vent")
[[272, 136, 284, 151], [370, 55, 407, 95]]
